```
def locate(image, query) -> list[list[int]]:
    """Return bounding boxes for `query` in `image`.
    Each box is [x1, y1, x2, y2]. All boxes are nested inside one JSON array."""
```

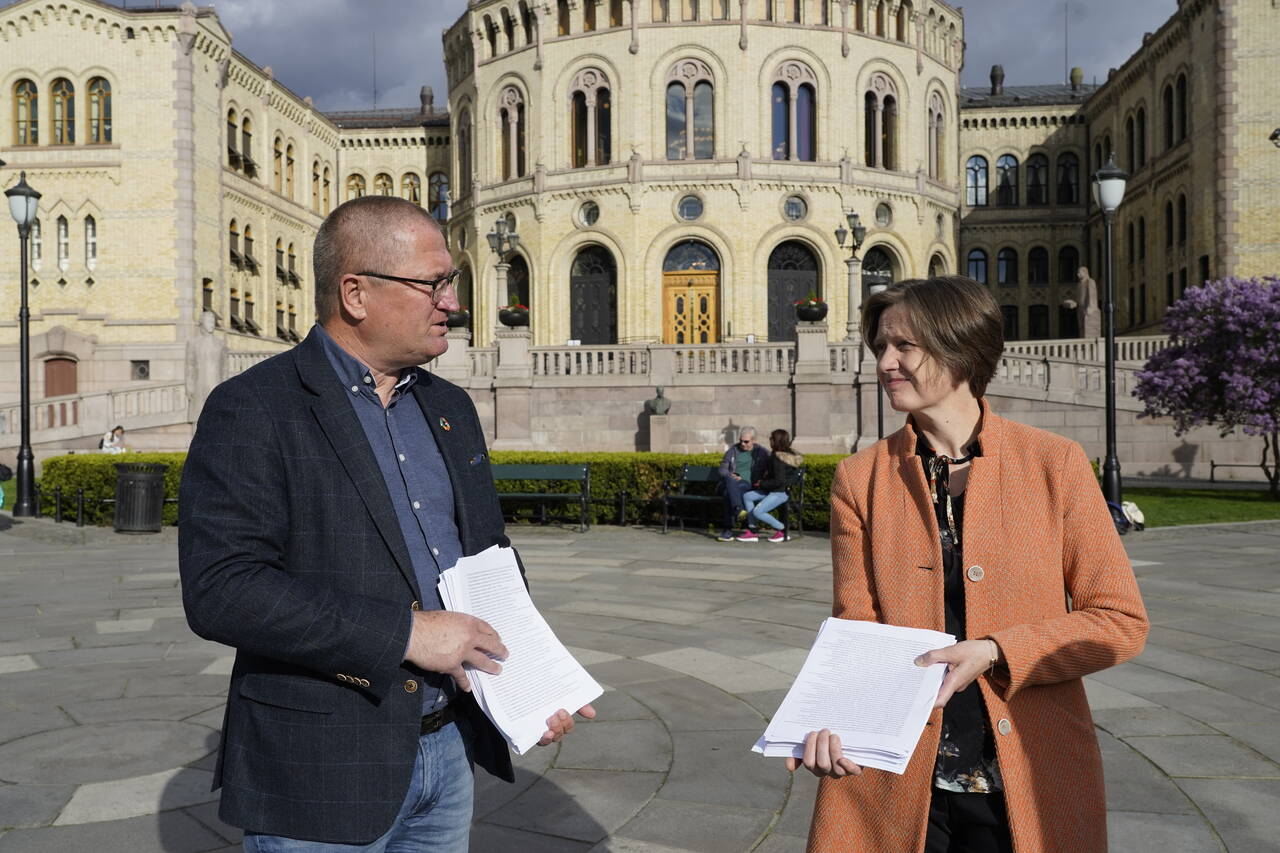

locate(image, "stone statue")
[[647, 386, 671, 415], [187, 309, 228, 423], [1077, 266, 1102, 338]]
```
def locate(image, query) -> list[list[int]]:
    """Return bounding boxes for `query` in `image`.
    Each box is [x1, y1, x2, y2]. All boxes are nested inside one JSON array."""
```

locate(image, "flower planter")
[[498, 308, 529, 328], [445, 310, 470, 328], [795, 302, 828, 322]]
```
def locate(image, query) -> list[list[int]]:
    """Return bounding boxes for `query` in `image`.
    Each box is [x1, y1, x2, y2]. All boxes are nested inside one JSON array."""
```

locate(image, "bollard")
[[54, 486, 63, 523], [76, 488, 85, 527]]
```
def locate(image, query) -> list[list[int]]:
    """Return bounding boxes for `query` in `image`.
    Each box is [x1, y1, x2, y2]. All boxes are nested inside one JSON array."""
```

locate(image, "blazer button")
[[997, 718, 1012, 735], [403, 679, 419, 693], [336, 673, 350, 683], [410, 600, 421, 611], [966, 565, 985, 582], [358, 678, 371, 688]]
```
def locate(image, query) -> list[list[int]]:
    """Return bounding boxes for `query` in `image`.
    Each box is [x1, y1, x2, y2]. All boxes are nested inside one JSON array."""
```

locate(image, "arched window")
[[558, 0, 571, 34], [1028, 247, 1049, 284], [457, 108, 472, 198], [791, 0, 803, 23], [373, 173, 394, 196], [896, 1, 910, 42], [498, 87, 527, 180], [927, 92, 945, 180], [226, 109, 238, 165], [875, 0, 886, 36], [1057, 246, 1079, 283], [275, 238, 286, 282], [996, 247, 1018, 286], [771, 62, 818, 162], [401, 172, 421, 204], [1164, 200, 1174, 248], [1056, 152, 1079, 204], [428, 172, 449, 220], [241, 115, 256, 177], [50, 78, 75, 144], [87, 77, 111, 143], [14, 79, 38, 145], [272, 137, 283, 191], [965, 155, 988, 206], [1127, 222, 1136, 266], [1138, 218, 1147, 263], [584, 0, 597, 29], [1026, 154, 1049, 205], [1136, 108, 1147, 169], [929, 254, 946, 277], [1028, 304, 1049, 339], [652, 0, 670, 22], [854, 0, 864, 30], [229, 220, 241, 266], [1125, 115, 1136, 173], [323, 166, 332, 213], [1177, 194, 1187, 245], [861, 246, 896, 294], [243, 225, 256, 268], [285, 144, 295, 199], [611, 0, 625, 27], [1163, 84, 1174, 150], [1001, 305, 1019, 341], [864, 73, 898, 170], [666, 60, 714, 160], [1175, 73, 1188, 143], [520, 1, 536, 42], [85, 216, 98, 269], [507, 254, 531, 310], [570, 68, 612, 168], [484, 15, 498, 55], [56, 216, 69, 270], [571, 245, 619, 344], [502, 7, 517, 47], [288, 243, 299, 285], [347, 174, 366, 200], [996, 154, 1019, 206]]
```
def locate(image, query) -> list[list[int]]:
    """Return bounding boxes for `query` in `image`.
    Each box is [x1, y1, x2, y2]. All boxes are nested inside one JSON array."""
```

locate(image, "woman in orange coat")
[[789, 276, 1148, 852]]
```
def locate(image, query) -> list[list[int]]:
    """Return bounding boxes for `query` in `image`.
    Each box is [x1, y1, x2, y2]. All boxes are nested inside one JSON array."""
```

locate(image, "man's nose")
[[436, 283, 461, 312]]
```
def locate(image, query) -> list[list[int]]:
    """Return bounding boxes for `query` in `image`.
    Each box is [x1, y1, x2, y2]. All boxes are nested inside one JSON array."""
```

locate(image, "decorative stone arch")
[[650, 44, 728, 159], [664, 58, 717, 161], [567, 66, 613, 168], [646, 223, 736, 343], [926, 87, 947, 180], [859, 66, 904, 170], [765, 58, 820, 162], [496, 84, 528, 180]]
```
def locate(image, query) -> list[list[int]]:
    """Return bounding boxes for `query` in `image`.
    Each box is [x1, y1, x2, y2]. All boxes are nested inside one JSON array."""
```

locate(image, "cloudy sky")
[[4, 0, 1180, 109]]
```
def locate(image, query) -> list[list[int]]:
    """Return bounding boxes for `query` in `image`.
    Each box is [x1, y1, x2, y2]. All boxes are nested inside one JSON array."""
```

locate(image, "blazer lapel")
[[294, 331, 420, 598]]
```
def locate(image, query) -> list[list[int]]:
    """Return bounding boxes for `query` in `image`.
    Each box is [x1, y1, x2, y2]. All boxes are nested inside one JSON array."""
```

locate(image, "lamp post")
[[835, 211, 868, 340], [485, 215, 521, 331], [868, 282, 889, 439], [5, 171, 42, 517], [1091, 155, 1128, 506]]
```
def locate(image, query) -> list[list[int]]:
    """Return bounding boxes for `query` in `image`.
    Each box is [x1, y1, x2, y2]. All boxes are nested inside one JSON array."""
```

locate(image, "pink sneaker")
[[735, 529, 758, 542], [767, 530, 789, 543]]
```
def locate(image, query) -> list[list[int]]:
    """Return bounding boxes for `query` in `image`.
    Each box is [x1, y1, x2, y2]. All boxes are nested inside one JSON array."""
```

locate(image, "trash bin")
[[113, 462, 169, 533]]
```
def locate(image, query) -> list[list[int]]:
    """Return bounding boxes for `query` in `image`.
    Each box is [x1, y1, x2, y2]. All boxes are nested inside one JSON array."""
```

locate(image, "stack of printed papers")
[[752, 618, 955, 774], [438, 545, 602, 755]]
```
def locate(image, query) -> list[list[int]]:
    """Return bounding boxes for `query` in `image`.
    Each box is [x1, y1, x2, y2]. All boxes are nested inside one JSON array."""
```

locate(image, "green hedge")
[[37, 453, 186, 526], [31, 450, 847, 530]]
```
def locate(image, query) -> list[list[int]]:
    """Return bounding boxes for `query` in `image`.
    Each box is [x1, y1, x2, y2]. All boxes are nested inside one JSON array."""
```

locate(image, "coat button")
[[358, 678, 371, 688], [966, 565, 985, 582], [403, 679, 419, 693], [997, 718, 1012, 735], [410, 600, 421, 611]]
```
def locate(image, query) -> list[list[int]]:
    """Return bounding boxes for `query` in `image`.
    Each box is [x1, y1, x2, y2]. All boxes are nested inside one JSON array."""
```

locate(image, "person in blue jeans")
[[717, 426, 771, 541], [737, 429, 804, 543]]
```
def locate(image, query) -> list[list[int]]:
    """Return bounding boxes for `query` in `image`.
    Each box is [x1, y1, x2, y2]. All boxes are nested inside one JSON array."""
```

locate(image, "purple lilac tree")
[[1134, 276, 1280, 497]]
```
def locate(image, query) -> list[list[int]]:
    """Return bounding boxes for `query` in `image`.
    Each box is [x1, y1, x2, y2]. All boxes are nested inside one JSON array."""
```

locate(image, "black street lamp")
[[485, 216, 521, 331], [5, 171, 42, 517], [1092, 155, 1128, 507], [835, 211, 868, 341]]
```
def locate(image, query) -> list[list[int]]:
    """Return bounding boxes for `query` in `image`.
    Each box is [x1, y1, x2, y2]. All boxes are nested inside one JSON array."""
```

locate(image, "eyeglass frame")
[[357, 269, 461, 302]]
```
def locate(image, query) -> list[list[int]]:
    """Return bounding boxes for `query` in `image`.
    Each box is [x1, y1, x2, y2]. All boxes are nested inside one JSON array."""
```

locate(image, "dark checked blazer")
[[178, 327, 518, 844]]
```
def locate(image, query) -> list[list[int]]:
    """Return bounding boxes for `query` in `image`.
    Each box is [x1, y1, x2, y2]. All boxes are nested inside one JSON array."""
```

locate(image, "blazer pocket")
[[238, 672, 338, 715]]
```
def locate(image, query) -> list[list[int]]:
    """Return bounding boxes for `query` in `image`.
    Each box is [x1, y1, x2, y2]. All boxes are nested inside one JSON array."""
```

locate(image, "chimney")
[[420, 86, 435, 115], [990, 65, 1005, 96], [1070, 67, 1083, 92]]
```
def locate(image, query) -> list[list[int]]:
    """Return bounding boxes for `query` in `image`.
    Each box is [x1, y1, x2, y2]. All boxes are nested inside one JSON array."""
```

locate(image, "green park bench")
[[491, 463, 591, 532], [661, 463, 807, 535]]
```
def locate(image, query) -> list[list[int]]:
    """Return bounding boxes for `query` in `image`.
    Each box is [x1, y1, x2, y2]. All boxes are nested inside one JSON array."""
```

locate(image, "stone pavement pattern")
[[0, 517, 1278, 852]]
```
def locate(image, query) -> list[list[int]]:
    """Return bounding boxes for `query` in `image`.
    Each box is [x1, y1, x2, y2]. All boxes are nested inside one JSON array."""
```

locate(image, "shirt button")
[[431, 547, 439, 557], [966, 565, 985, 582], [997, 718, 1012, 736], [350, 385, 358, 393], [412, 500, 421, 510], [362, 374, 372, 384], [398, 453, 406, 462], [410, 600, 421, 611]]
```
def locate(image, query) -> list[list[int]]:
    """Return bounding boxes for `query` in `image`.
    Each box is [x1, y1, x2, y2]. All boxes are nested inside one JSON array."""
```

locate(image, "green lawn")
[[1125, 486, 1280, 528]]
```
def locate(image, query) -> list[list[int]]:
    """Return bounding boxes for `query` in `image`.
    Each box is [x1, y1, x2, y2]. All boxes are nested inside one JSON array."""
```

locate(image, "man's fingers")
[[576, 703, 597, 720], [449, 666, 471, 693], [463, 649, 502, 676]]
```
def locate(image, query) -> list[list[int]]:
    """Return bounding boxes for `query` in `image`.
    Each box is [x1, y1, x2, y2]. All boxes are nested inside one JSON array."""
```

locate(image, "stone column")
[[493, 261, 510, 339], [492, 327, 533, 450], [845, 255, 863, 340], [628, 0, 639, 53], [432, 328, 471, 383], [792, 322, 836, 453], [648, 414, 670, 452]]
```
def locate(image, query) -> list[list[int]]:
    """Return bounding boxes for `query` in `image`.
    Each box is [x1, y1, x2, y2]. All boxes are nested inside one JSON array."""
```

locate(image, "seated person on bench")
[[717, 426, 770, 542]]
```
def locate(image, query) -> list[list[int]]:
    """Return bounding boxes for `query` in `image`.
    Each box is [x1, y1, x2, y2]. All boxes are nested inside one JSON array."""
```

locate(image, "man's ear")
[[338, 273, 368, 321]]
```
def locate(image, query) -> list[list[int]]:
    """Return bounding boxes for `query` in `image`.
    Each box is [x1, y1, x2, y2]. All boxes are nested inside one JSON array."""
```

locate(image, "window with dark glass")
[[51, 78, 74, 144], [1165, 201, 1173, 248], [1136, 108, 1146, 168], [1028, 304, 1049, 339], [996, 154, 1019, 206], [997, 248, 1018, 286], [1001, 305, 1019, 341], [1057, 246, 1079, 283], [88, 77, 111, 143], [1026, 154, 1048, 205], [1177, 194, 1187, 245], [966, 155, 988, 206], [1176, 74, 1188, 143], [1056, 152, 1079, 204], [429, 172, 450, 220], [666, 63, 715, 160], [1028, 247, 1049, 284], [967, 249, 988, 284], [14, 79, 38, 145], [1163, 84, 1174, 150]]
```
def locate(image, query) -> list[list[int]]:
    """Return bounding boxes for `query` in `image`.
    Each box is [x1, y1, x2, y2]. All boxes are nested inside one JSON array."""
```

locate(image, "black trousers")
[[924, 788, 1014, 853]]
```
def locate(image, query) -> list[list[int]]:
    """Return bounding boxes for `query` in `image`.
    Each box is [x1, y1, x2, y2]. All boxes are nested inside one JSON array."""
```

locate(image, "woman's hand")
[[784, 729, 863, 779], [915, 639, 1000, 710]]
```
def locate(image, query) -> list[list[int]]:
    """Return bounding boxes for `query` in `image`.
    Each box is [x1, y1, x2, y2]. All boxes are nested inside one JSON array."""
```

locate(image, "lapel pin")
[[439, 417, 452, 432]]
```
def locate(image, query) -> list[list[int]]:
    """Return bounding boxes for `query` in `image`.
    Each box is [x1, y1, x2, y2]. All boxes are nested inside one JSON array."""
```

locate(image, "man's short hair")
[[313, 196, 442, 323], [861, 276, 1004, 398], [738, 426, 757, 440]]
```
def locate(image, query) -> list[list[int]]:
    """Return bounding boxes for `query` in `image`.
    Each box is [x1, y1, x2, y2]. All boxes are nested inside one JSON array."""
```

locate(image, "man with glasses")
[[716, 426, 770, 542], [179, 195, 593, 851]]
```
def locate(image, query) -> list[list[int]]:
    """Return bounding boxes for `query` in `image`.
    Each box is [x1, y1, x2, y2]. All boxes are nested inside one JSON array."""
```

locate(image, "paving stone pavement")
[[1, 513, 1278, 852]]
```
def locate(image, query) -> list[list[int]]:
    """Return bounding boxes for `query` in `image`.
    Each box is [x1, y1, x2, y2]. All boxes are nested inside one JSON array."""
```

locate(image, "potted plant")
[[445, 306, 471, 328], [498, 294, 529, 327], [794, 292, 828, 322]]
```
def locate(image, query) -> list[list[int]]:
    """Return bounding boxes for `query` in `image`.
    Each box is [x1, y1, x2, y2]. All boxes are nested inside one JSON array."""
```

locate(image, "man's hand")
[[537, 704, 597, 746], [403, 610, 507, 693], [915, 638, 999, 709], [785, 729, 862, 778]]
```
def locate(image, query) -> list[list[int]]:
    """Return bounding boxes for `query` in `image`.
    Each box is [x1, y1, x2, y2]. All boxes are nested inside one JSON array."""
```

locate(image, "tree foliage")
[[1134, 276, 1280, 496]]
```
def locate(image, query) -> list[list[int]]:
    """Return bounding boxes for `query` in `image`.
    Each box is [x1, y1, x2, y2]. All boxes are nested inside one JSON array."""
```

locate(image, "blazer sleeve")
[[830, 459, 881, 623], [178, 379, 411, 699], [717, 448, 733, 478], [986, 442, 1149, 700]]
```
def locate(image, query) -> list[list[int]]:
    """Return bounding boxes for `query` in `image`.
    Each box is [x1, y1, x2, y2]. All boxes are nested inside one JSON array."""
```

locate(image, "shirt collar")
[[313, 323, 417, 396], [914, 434, 983, 461]]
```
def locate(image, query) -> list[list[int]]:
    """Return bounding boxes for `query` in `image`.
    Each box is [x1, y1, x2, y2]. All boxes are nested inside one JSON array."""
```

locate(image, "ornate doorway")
[[662, 241, 720, 344], [570, 246, 617, 344], [861, 246, 896, 296], [767, 241, 819, 341]]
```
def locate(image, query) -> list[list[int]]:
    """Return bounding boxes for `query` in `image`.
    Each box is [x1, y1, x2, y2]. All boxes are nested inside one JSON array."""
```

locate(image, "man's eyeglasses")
[[359, 269, 460, 302]]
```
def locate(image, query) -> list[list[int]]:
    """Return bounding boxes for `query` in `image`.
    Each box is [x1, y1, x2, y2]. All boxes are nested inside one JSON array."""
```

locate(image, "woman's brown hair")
[[769, 429, 792, 453], [861, 276, 1004, 397]]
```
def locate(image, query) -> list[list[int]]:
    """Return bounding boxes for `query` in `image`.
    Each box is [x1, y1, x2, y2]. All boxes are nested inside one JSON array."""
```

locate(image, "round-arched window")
[[861, 246, 896, 293], [663, 240, 720, 271]]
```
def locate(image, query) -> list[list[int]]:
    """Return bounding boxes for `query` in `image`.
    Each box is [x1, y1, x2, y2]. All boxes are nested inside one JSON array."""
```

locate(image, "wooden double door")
[[663, 271, 719, 344]]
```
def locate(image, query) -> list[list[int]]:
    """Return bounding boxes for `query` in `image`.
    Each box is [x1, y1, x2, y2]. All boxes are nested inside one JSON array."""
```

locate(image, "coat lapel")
[[294, 330, 420, 599]]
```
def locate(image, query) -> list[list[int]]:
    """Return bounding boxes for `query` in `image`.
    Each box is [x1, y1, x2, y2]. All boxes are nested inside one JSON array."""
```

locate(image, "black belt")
[[420, 700, 459, 736]]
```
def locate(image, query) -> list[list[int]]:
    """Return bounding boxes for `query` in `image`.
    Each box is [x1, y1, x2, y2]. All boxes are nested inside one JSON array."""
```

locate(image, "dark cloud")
[[3, 0, 1181, 107]]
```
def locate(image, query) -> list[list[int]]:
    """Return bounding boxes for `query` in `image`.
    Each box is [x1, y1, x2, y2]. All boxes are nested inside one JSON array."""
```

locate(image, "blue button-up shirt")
[[316, 324, 462, 711]]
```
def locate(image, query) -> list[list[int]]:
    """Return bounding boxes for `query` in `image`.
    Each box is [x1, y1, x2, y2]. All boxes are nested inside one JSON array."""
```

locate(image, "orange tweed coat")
[[808, 402, 1148, 853]]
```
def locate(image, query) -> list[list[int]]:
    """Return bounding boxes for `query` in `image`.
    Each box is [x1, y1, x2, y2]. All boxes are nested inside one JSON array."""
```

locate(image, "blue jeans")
[[242, 722, 473, 853], [743, 490, 788, 530], [721, 475, 752, 529]]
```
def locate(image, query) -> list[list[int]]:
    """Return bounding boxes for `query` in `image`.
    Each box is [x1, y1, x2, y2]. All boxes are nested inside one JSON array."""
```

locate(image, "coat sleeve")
[[717, 448, 733, 478], [830, 459, 881, 623], [986, 442, 1149, 700], [178, 379, 411, 699]]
